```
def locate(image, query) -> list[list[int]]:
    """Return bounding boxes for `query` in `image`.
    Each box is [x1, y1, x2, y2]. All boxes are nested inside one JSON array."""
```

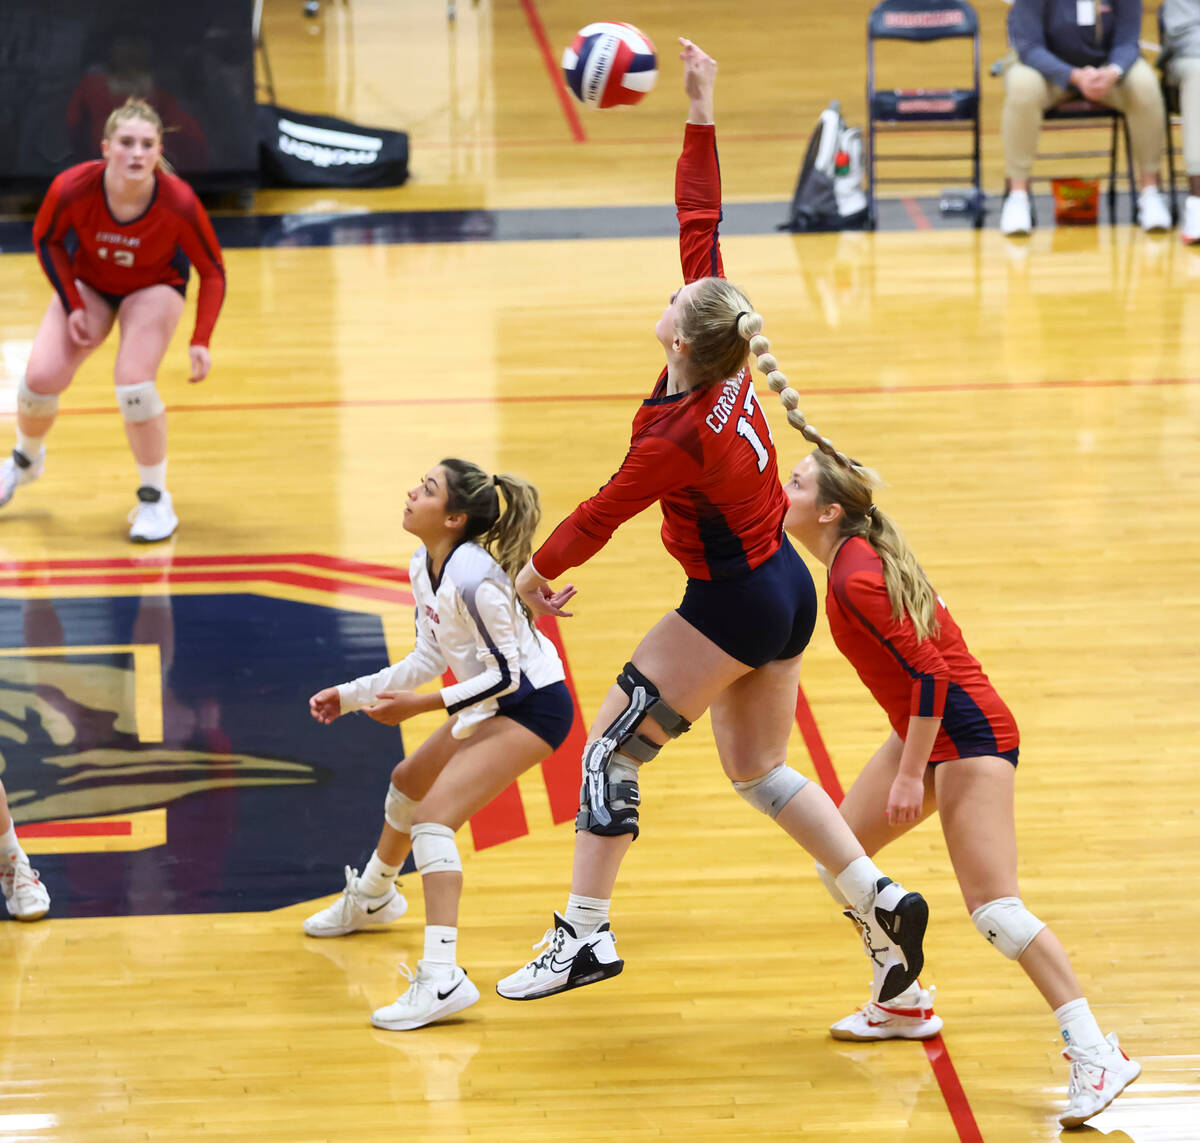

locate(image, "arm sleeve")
[[439, 579, 524, 714], [173, 186, 227, 347], [1009, 0, 1076, 88], [675, 122, 724, 284], [839, 570, 951, 720], [1107, 0, 1143, 74], [336, 608, 447, 712], [532, 434, 702, 580], [32, 173, 84, 314]]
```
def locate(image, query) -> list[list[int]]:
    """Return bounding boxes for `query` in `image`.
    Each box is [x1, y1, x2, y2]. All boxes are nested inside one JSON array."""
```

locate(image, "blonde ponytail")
[[103, 97, 174, 173], [810, 450, 940, 641]]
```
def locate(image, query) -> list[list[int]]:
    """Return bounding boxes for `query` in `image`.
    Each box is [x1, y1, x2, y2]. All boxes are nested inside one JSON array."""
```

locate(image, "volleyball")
[[561, 22, 657, 109]]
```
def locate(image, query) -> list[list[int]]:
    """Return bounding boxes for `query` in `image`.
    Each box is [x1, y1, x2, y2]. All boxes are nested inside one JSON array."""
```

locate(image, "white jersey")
[[337, 542, 566, 739]]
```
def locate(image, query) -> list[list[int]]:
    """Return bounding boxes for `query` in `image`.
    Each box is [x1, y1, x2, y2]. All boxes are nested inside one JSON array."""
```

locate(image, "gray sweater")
[[1163, 0, 1200, 59], [1008, 0, 1143, 89]]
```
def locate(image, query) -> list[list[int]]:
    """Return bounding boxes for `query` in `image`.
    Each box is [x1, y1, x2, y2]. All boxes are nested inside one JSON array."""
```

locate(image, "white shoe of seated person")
[[302, 865, 408, 937], [1137, 187, 1172, 234], [1059, 1032, 1141, 1128], [830, 984, 943, 1041], [370, 961, 480, 1030], [495, 912, 623, 1000], [1182, 195, 1200, 245], [1000, 190, 1033, 236]]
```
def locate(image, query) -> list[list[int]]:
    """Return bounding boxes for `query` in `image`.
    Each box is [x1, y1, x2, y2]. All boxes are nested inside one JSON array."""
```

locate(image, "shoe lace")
[[526, 926, 565, 974], [395, 962, 434, 1004], [329, 866, 362, 922]]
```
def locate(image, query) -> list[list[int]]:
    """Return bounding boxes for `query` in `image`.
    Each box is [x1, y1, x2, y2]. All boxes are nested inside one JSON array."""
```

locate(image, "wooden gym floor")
[[0, 2, 1197, 1141]]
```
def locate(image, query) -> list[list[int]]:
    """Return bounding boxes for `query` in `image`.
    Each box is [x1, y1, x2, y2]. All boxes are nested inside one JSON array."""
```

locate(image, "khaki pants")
[[1002, 57, 1165, 181], [1168, 55, 1200, 176]]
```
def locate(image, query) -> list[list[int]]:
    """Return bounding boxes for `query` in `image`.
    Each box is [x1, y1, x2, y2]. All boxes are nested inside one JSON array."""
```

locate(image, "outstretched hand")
[[514, 560, 577, 618], [309, 686, 342, 724], [679, 38, 717, 108]]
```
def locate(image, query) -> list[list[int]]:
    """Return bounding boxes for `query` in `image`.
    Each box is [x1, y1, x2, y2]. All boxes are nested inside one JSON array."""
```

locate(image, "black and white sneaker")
[[496, 912, 623, 1000], [848, 877, 929, 1004]]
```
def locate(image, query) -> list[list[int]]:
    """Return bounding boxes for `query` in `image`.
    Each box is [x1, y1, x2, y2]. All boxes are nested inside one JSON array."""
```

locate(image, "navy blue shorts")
[[82, 281, 187, 311], [676, 539, 817, 669], [929, 746, 1020, 768], [497, 680, 574, 751]]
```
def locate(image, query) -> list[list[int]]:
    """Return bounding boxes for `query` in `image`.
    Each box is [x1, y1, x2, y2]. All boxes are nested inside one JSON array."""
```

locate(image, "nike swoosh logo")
[[439, 937, 454, 944], [437, 979, 463, 1001], [866, 1019, 888, 1027], [365, 901, 392, 915], [549, 957, 577, 972], [1093, 1075, 1106, 1092]]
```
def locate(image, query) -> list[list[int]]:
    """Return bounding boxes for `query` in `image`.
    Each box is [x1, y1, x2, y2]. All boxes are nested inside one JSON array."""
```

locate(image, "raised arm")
[[675, 39, 724, 284]]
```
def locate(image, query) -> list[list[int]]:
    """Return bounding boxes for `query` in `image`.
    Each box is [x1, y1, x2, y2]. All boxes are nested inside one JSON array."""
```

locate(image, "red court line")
[[900, 196, 934, 231], [793, 684, 984, 1143], [20, 820, 132, 838], [5, 374, 1193, 423], [0, 568, 414, 606], [0, 551, 412, 584], [519, 0, 586, 143]]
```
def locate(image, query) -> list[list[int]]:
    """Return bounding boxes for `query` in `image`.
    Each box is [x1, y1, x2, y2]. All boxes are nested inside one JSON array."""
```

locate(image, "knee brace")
[[576, 661, 691, 841], [17, 379, 59, 419], [971, 896, 1046, 960], [410, 822, 462, 875], [733, 764, 809, 819], [117, 380, 165, 423], [384, 784, 418, 833]]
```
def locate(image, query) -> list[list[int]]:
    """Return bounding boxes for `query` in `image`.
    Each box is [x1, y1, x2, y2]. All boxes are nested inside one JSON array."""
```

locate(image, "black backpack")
[[781, 101, 868, 232]]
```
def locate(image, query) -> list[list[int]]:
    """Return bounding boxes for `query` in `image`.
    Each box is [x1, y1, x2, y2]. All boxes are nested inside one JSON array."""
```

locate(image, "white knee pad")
[[971, 896, 1046, 960], [815, 862, 851, 907], [117, 381, 165, 424], [384, 784, 417, 833], [732, 763, 809, 819], [17, 379, 59, 418], [410, 822, 462, 875]]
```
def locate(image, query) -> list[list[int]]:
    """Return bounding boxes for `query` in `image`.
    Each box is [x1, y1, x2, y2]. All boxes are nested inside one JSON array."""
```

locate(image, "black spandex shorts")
[[676, 539, 817, 669]]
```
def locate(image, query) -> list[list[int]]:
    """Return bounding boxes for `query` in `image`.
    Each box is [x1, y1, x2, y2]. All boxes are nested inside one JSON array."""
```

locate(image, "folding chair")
[[866, 0, 982, 230], [1036, 100, 1138, 224], [1157, 2, 1184, 224]]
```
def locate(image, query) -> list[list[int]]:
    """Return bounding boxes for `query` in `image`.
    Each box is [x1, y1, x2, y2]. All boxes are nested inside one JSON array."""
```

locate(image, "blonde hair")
[[676, 277, 758, 389], [440, 458, 542, 624], [810, 450, 941, 641], [103, 98, 173, 172]]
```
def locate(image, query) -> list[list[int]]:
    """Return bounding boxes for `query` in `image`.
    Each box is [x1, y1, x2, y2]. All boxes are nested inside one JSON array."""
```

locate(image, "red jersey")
[[533, 124, 788, 583], [33, 162, 226, 347], [826, 537, 1019, 762]]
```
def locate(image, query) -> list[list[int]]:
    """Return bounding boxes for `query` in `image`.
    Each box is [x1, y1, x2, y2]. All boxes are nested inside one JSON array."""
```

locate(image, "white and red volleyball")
[[561, 22, 657, 109]]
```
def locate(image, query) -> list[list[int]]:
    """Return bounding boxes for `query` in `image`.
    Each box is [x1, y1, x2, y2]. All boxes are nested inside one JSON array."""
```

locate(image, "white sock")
[[815, 862, 851, 907], [137, 460, 167, 492], [564, 893, 610, 935], [357, 849, 400, 898], [424, 924, 457, 968], [1, 824, 20, 864], [835, 856, 886, 917], [1055, 997, 1105, 1051], [15, 432, 44, 461]]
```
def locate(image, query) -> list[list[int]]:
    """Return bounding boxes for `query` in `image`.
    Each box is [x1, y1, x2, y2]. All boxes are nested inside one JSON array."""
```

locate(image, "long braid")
[[739, 323, 855, 470]]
